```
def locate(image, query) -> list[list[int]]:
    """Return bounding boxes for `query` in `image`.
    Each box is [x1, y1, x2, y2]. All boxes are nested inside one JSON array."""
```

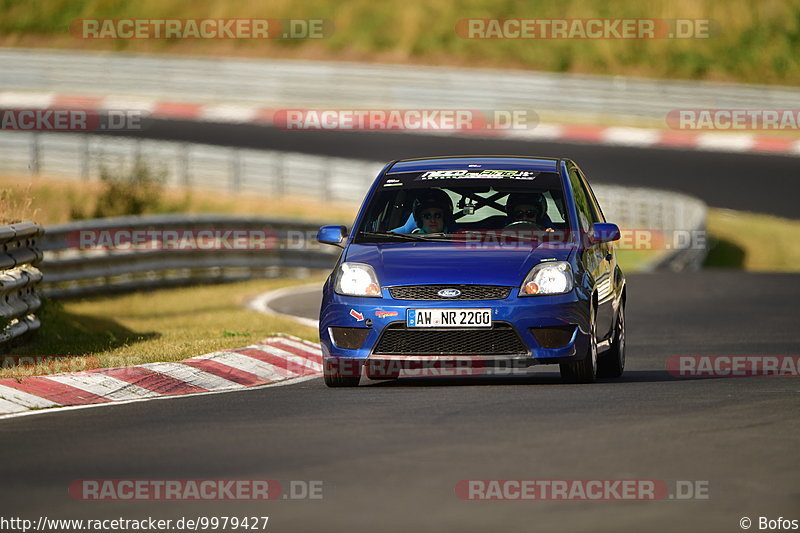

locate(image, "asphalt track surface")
[[3, 123, 798, 532], [104, 119, 800, 218], [1, 271, 798, 532]]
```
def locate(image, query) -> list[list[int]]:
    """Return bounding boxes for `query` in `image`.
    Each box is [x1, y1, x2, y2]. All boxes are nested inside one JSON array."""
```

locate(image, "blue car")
[[317, 156, 626, 386]]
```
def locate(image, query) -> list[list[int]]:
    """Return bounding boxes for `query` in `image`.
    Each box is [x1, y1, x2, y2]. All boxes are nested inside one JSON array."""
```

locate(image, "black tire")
[[560, 306, 597, 383], [365, 360, 400, 380], [323, 359, 361, 388], [598, 304, 625, 378]]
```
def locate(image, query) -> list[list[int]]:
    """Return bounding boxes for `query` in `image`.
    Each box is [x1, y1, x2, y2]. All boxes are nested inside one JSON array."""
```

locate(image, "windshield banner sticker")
[[417, 169, 541, 180]]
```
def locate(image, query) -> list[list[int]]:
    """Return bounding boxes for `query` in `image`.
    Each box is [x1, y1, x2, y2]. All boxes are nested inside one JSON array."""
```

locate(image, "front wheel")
[[560, 307, 597, 383], [598, 304, 625, 378], [323, 359, 361, 388]]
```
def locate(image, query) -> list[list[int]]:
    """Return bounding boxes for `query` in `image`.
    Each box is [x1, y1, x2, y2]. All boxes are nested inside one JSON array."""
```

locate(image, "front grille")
[[373, 323, 528, 355], [389, 285, 512, 300]]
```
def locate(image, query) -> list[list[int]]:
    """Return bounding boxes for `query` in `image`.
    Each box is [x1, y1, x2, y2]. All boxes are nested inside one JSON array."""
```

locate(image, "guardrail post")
[[29, 133, 40, 175]]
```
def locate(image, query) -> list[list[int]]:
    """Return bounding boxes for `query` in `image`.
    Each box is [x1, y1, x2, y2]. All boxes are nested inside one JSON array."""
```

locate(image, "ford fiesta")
[[317, 156, 626, 387]]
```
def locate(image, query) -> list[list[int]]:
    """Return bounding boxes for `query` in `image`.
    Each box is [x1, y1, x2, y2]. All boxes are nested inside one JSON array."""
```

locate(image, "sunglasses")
[[513, 210, 538, 218], [422, 212, 443, 220]]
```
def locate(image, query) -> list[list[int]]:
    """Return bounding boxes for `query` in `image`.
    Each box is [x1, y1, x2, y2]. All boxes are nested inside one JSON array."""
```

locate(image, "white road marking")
[[696, 133, 755, 152], [200, 104, 259, 123], [100, 96, 156, 113], [0, 91, 55, 108], [246, 283, 322, 328], [603, 127, 661, 146]]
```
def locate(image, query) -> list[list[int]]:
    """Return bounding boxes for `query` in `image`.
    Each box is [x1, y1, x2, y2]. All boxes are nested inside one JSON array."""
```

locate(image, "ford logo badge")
[[437, 288, 461, 298]]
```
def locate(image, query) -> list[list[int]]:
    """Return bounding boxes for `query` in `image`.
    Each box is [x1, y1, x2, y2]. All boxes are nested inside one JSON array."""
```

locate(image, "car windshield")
[[355, 169, 571, 243]]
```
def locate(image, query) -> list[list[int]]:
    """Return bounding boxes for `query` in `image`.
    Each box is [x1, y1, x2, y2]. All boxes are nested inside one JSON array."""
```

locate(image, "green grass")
[[705, 208, 800, 272], [615, 249, 662, 272], [1, 0, 799, 85], [1, 277, 322, 378]]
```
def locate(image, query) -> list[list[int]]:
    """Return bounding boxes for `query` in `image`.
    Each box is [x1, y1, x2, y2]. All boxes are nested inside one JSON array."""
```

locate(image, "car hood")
[[344, 241, 574, 287]]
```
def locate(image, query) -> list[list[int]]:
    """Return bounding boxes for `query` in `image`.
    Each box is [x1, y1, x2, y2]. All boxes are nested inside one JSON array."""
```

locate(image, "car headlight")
[[520, 261, 573, 296], [334, 262, 382, 297]]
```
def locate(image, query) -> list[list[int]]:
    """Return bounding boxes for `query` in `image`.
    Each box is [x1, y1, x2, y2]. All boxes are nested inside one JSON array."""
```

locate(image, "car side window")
[[576, 168, 606, 223], [568, 167, 594, 232]]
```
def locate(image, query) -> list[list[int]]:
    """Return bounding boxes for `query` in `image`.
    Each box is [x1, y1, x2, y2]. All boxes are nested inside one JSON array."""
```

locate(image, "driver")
[[411, 189, 454, 234], [505, 192, 554, 231]]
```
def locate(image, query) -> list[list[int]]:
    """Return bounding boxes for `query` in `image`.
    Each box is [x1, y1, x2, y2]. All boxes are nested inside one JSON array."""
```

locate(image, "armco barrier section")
[[38, 215, 341, 299], [0, 132, 383, 203], [0, 222, 43, 351]]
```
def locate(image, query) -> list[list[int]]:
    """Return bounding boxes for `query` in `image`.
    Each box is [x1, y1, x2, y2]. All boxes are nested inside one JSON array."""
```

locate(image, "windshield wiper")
[[408, 232, 453, 240], [358, 231, 430, 242]]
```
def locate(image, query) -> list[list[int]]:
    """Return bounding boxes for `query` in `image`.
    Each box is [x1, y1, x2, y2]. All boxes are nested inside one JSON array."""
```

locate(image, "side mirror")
[[590, 222, 620, 244], [317, 225, 347, 248]]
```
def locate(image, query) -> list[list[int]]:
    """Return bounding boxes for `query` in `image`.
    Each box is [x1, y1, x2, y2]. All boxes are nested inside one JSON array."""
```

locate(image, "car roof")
[[388, 156, 561, 174]]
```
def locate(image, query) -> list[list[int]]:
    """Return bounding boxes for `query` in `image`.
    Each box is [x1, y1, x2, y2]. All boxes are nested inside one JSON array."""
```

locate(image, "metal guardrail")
[[593, 185, 707, 271], [39, 215, 341, 298], [38, 207, 704, 302], [37, 194, 705, 302], [2, 48, 799, 125], [0, 222, 43, 351], [0, 132, 383, 202]]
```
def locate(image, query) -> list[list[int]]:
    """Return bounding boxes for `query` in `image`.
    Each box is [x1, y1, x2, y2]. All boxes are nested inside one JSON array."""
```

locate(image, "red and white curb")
[[0, 334, 322, 419], [2, 91, 799, 157]]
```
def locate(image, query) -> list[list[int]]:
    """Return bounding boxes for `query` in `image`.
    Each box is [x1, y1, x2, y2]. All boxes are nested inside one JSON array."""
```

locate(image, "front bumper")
[[319, 286, 592, 367]]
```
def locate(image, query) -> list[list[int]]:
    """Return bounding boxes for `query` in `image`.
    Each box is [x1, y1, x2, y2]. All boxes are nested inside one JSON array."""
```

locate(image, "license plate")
[[407, 308, 492, 328]]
